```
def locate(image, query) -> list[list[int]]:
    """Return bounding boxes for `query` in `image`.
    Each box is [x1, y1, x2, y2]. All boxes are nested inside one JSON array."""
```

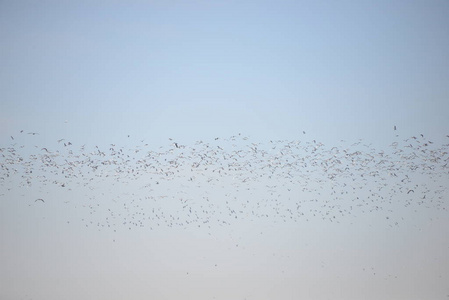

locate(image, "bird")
[[2, 131, 448, 233]]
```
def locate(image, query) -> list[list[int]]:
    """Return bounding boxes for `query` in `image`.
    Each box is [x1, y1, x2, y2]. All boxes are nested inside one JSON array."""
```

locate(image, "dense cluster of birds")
[[1, 132, 448, 231]]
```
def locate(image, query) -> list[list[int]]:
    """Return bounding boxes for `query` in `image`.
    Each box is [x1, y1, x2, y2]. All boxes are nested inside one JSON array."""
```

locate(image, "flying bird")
[[35, 198, 45, 203]]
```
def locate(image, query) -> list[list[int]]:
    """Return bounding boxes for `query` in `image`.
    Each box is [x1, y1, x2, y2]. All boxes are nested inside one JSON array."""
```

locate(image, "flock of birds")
[[1, 132, 448, 232]]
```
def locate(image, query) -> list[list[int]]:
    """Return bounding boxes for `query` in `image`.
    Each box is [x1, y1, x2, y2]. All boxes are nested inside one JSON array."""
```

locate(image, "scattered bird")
[[35, 198, 45, 203]]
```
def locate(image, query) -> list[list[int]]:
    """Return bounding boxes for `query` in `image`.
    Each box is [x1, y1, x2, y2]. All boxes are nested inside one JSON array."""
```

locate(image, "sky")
[[1, 1, 449, 299]]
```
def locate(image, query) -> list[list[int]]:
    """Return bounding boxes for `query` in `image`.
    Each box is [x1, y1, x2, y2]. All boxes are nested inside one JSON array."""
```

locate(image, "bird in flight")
[[394, 125, 397, 131], [35, 198, 45, 203]]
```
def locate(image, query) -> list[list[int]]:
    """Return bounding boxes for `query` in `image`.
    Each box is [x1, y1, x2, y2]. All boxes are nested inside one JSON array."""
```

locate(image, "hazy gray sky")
[[1, 1, 449, 299]]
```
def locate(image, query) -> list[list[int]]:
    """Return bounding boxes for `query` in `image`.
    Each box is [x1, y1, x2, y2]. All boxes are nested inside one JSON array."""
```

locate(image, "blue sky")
[[1, 0, 448, 145], [1, 1, 449, 299]]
